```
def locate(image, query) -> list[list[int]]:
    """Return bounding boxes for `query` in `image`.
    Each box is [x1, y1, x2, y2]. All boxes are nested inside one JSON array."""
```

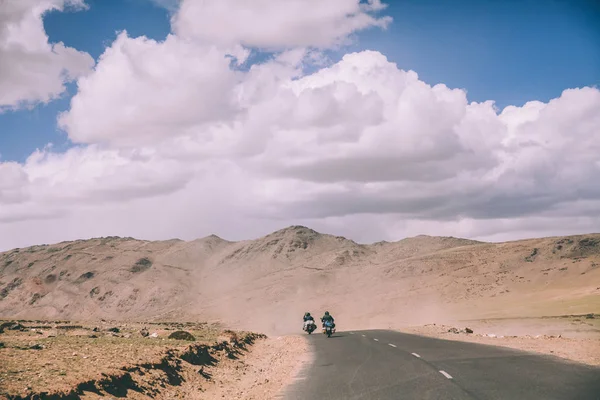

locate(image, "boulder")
[[168, 330, 196, 341]]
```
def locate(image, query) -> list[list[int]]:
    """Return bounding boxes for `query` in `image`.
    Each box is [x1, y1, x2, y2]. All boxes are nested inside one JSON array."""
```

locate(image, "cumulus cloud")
[[0, 0, 94, 110], [0, 0, 599, 250], [172, 0, 392, 50], [58, 32, 242, 147]]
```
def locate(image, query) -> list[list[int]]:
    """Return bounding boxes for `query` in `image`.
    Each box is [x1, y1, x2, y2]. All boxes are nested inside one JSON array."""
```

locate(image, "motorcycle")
[[303, 319, 316, 334], [323, 320, 335, 338]]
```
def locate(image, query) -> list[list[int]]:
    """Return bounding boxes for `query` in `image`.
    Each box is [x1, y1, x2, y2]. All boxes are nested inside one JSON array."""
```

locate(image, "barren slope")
[[1, 227, 599, 334]]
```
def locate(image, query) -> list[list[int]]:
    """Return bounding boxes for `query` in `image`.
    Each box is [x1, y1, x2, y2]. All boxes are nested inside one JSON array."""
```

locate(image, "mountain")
[[1, 227, 599, 334]]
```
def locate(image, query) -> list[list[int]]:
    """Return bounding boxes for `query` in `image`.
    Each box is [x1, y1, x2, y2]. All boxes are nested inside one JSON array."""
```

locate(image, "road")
[[283, 329, 600, 400]]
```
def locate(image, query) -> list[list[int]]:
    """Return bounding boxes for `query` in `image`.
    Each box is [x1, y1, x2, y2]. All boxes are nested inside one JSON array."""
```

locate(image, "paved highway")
[[283, 329, 600, 399]]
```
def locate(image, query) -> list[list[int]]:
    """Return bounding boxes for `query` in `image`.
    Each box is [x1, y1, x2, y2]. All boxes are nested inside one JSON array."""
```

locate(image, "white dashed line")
[[350, 332, 354, 335], [362, 334, 366, 337], [374, 338, 379, 342], [439, 370, 453, 379], [388, 344, 397, 348], [411, 353, 421, 358]]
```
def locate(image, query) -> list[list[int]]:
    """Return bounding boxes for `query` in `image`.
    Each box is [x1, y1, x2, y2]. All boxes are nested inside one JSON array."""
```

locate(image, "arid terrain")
[[1, 227, 599, 398], [1, 227, 598, 333], [0, 319, 305, 399]]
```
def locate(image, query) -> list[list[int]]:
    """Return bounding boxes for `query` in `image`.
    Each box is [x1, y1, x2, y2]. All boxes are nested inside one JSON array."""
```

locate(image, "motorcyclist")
[[303, 312, 314, 322], [303, 312, 315, 331], [321, 311, 335, 330]]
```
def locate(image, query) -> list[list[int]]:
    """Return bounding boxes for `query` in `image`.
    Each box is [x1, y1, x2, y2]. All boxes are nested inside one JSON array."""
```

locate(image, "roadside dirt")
[[0, 319, 308, 399], [181, 335, 309, 399], [402, 315, 600, 366]]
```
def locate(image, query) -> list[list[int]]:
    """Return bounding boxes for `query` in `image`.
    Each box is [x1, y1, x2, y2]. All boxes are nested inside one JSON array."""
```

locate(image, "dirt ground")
[[401, 314, 600, 366], [0, 319, 308, 399], [176, 335, 309, 399]]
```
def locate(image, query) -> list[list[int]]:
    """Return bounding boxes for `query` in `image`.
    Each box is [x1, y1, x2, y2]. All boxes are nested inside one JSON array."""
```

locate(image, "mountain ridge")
[[1, 226, 599, 335]]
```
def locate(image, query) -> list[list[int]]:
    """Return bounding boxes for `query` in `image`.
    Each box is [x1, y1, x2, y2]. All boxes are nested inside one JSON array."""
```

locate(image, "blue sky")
[[1, 0, 598, 163]]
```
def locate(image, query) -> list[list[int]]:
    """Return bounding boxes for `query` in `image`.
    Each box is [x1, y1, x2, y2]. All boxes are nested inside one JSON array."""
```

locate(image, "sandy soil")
[[184, 335, 309, 399], [0, 319, 308, 399], [402, 316, 600, 366]]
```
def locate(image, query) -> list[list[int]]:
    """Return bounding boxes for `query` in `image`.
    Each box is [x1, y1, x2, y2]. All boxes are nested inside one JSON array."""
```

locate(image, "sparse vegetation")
[[168, 330, 196, 341], [98, 290, 113, 301], [29, 293, 43, 305], [130, 257, 152, 273], [579, 238, 600, 248], [525, 248, 539, 262], [0, 278, 22, 299], [74, 271, 95, 283], [0, 319, 258, 399]]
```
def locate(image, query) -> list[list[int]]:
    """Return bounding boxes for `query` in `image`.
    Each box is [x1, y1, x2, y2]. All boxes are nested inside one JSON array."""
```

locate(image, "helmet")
[[325, 311, 330, 315], [305, 312, 310, 316]]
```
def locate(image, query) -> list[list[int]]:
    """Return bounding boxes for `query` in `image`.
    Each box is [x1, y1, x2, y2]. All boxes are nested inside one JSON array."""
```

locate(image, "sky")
[[0, 0, 599, 250]]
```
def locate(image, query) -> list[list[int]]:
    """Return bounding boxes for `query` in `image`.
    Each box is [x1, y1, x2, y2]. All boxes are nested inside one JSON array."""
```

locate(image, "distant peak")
[[198, 234, 227, 242], [286, 225, 314, 232], [272, 225, 319, 235]]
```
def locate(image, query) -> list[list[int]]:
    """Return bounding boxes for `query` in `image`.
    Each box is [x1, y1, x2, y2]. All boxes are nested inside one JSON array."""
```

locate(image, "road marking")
[[374, 338, 379, 341], [411, 353, 421, 358], [350, 332, 354, 334], [388, 344, 397, 348], [362, 334, 366, 337], [439, 370, 453, 379]]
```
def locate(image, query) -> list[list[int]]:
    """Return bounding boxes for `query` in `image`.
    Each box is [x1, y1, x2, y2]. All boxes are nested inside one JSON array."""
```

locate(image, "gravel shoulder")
[[194, 335, 309, 399], [401, 320, 600, 366]]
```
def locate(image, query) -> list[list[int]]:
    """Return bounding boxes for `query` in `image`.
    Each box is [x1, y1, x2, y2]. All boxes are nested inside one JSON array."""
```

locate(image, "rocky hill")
[[1, 227, 599, 334]]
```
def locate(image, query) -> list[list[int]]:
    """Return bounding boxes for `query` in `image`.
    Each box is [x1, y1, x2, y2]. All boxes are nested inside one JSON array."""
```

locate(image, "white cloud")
[[0, 162, 29, 204], [1, 0, 599, 250], [0, 0, 94, 110], [58, 32, 242, 147], [172, 0, 392, 50]]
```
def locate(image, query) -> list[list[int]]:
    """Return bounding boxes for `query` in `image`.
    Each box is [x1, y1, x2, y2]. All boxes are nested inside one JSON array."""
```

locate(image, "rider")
[[303, 312, 315, 331], [321, 311, 335, 330], [303, 312, 314, 322]]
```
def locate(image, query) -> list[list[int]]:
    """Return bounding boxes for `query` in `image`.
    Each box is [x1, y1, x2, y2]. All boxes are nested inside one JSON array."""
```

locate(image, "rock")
[[92, 327, 100, 332], [0, 342, 4, 348], [448, 328, 460, 334], [465, 327, 474, 334], [168, 330, 196, 341], [107, 327, 120, 333], [487, 333, 497, 338], [140, 328, 149, 337], [149, 332, 158, 338], [9, 323, 25, 331], [29, 344, 44, 350], [89, 334, 99, 338]]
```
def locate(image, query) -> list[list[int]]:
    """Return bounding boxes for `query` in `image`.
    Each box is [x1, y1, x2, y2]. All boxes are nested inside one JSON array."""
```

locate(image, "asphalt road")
[[283, 329, 600, 400]]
